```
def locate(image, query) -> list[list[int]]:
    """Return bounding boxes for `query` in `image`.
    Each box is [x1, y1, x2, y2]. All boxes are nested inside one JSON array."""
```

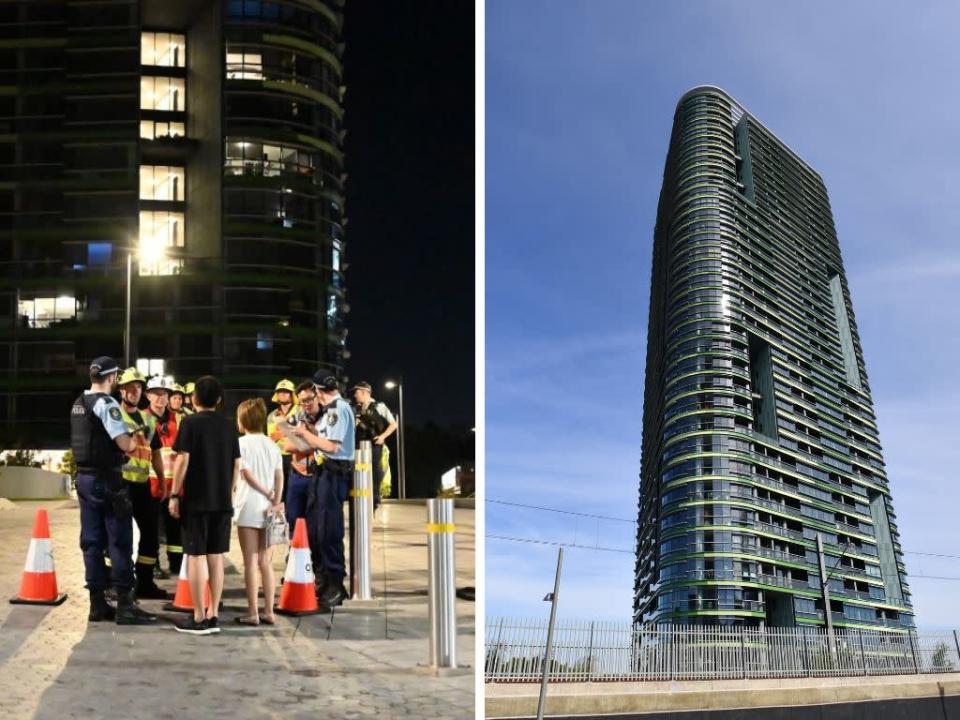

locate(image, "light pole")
[[537, 547, 563, 720], [125, 233, 169, 368], [124, 252, 132, 367], [384, 378, 406, 499]]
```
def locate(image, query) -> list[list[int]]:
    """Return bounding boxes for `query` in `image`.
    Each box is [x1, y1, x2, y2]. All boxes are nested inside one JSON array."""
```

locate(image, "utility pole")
[[537, 547, 563, 720], [816, 533, 837, 663]]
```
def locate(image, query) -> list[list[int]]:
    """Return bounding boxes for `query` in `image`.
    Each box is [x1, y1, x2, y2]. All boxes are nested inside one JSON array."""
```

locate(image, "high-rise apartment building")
[[0, 0, 347, 446], [634, 87, 914, 631]]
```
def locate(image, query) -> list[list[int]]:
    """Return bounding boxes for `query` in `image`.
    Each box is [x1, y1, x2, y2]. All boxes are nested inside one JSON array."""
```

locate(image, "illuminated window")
[[224, 139, 315, 176], [139, 257, 184, 277], [141, 76, 185, 111], [140, 120, 185, 140], [141, 32, 185, 67], [138, 210, 184, 276], [226, 51, 263, 79], [332, 241, 341, 271], [140, 166, 185, 201], [18, 296, 76, 328], [136, 358, 165, 377]]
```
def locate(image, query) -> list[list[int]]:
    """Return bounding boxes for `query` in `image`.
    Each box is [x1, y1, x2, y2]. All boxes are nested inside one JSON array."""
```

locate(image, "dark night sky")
[[342, 1, 475, 429]]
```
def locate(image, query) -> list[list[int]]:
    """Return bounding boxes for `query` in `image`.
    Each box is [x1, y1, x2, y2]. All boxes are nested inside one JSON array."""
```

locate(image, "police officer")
[[289, 373, 354, 609], [71, 356, 157, 624], [352, 381, 398, 510], [116, 367, 167, 599]]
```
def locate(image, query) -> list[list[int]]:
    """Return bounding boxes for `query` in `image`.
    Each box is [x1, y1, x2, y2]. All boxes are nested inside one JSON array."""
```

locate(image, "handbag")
[[266, 507, 289, 547]]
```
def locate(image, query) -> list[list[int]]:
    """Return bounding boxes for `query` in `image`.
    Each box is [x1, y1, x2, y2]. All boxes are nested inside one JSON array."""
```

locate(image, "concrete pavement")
[[0, 499, 474, 719]]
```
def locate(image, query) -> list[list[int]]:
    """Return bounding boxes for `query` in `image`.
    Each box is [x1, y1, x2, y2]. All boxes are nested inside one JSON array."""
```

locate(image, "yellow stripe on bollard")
[[354, 463, 372, 471], [426, 523, 456, 534], [350, 488, 372, 497]]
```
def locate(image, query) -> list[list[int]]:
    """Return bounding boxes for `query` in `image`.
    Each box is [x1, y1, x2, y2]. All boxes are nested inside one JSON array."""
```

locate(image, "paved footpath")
[[0, 499, 474, 719]]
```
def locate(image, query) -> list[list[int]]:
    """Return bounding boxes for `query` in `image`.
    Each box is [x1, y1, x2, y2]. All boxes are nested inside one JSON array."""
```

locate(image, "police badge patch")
[[109, 406, 122, 422], [326, 412, 338, 426]]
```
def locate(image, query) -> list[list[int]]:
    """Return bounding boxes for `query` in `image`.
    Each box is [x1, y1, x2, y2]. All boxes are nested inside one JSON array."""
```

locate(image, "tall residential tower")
[[0, 0, 347, 446], [634, 87, 914, 631]]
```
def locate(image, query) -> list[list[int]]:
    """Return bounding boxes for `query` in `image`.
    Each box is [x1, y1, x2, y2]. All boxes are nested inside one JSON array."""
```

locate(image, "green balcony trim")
[[259, 80, 342, 117], [657, 579, 904, 612], [262, 33, 342, 75], [658, 522, 885, 568]]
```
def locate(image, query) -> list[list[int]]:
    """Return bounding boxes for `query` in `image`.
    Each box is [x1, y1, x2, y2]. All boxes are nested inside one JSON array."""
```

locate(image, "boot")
[[116, 589, 159, 625], [319, 578, 347, 610], [135, 563, 169, 600], [88, 589, 116, 622]]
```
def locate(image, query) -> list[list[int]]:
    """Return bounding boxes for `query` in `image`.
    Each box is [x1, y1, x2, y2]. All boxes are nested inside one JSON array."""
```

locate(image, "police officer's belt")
[[323, 459, 354, 475]]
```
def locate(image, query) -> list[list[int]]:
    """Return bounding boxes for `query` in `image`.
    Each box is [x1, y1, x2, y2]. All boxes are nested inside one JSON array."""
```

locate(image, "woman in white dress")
[[234, 398, 284, 625]]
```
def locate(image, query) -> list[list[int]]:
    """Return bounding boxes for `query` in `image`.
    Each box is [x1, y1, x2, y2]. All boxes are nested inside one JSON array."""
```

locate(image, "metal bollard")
[[350, 440, 373, 600], [427, 498, 457, 668]]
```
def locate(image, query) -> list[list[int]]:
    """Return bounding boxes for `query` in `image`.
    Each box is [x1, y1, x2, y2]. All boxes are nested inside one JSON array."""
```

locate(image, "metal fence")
[[485, 617, 960, 683]]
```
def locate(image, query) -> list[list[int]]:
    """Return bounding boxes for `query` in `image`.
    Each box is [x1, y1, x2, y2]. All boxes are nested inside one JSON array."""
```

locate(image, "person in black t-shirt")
[[168, 375, 240, 636]]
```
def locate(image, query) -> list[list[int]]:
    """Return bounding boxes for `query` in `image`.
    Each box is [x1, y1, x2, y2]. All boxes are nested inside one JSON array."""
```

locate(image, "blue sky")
[[485, 1, 960, 630]]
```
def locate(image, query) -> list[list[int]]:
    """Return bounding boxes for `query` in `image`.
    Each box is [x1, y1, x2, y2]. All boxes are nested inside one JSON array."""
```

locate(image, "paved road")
[[0, 499, 475, 719]]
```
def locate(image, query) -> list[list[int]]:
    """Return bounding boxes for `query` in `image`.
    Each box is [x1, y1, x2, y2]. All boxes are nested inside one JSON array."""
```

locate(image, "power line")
[[905, 550, 960, 560], [487, 498, 636, 524], [487, 534, 634, 554]]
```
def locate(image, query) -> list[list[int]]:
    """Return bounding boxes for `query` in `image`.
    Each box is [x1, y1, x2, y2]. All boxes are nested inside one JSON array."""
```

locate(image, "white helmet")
[[145, 375, 169, 393]]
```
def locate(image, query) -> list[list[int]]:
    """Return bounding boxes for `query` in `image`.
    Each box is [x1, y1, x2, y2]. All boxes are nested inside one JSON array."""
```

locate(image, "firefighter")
[[351, 381, 398, 510], [169, 382, 192, 417], [145, 376, 184, 575], [72, 356, 157, 624], [267, 379, 297, 503], [182, 381, 195, 412], [288, 373, 355, 609], [117, 368, 167, 599]]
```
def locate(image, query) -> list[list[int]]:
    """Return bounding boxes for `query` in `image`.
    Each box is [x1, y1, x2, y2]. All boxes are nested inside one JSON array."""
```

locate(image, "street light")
[[124, 233, 169, 367], [384, 378, 406, 499]]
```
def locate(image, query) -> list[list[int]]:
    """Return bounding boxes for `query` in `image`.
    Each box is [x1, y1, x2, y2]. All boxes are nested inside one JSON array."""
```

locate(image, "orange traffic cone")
[[163, 554, 212, 614], [10, 509, 67, 606], [276, 518, 321, 616]]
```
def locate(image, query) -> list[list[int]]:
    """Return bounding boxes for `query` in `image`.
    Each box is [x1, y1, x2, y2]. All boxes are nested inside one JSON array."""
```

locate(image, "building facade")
[[634, 87, 914, 631], [0, 0, 347, 446]]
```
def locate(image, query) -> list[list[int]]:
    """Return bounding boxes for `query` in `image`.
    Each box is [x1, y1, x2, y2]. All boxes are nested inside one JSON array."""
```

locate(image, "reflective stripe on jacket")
[[119, 406, 153, 483]]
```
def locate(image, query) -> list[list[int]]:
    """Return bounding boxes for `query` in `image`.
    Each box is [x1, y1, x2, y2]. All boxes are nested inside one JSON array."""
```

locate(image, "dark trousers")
[[161, 502, 182, 573], [281, 454, 292, 505], [305, 465, 349, 584], [129, 482, 159, 585], [287, 468, 312, 538], [77, 471, 134, 592], [371, 443, 384, 509]]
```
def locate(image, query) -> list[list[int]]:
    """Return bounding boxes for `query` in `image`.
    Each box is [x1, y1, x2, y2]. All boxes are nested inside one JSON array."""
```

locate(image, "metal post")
[[740, 627, 747, 679], [350, 440, 373, 600], [537, 547, 563, 720], [397, 380, 406, 499], [427, 498, 456, 668], [953, 630, 960, 667], [586, 621, 595, 681], [858, 629, 867, 676], [816, 533, 837, 665], [124, 252, 132, 367], [908, 630, 920, 674]]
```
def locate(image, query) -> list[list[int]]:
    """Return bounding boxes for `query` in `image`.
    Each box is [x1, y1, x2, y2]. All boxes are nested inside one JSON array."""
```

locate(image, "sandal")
[[235, 616, 260, 626], [260, 615, 276, 625]]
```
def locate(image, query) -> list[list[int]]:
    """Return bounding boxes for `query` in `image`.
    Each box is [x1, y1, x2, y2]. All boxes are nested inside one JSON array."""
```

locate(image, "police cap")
[[89, 356, 120, 377], [312, 372, 340, 392]]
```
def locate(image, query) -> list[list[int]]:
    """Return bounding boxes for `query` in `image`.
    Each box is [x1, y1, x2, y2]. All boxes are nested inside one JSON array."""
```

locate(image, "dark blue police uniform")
[[305, 386, 355, 602]]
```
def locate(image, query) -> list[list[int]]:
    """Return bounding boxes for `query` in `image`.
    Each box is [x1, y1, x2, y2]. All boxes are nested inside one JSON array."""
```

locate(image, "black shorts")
[[181, 512, 232, 556]]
